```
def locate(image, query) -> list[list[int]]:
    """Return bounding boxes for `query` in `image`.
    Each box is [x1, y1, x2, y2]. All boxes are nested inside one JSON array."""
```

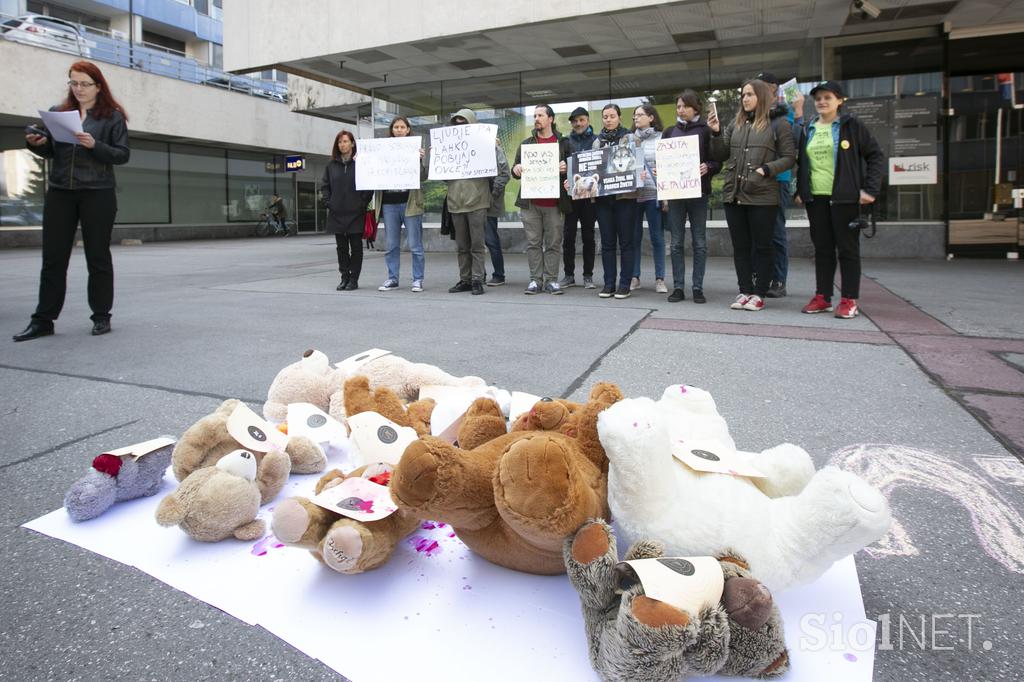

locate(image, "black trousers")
[[806, 198, 862, 299], [724, 203, 776, 297], [335, 233, 363, 281], [33, 187, 117, 324], [563, 198, 596, 278]]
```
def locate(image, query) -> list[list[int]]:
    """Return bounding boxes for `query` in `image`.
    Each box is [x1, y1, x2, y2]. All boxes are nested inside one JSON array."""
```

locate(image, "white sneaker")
[[630, 277, 641, 291], [583, 276, 596, 289], [524, 280, 540, 295], [730, 294, 750, 310], [742, 294, 765, 311], [411, 280, 423, 292], [378, 279, 398, 291], [655, 279, 668, 294]]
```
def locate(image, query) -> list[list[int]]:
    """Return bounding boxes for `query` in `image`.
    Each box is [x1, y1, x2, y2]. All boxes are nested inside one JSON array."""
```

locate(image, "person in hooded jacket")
[[661, 89, 719, 304], [795, 80, 884, 320], [321, 130, 372, 291], [709, 79, 796, 312]]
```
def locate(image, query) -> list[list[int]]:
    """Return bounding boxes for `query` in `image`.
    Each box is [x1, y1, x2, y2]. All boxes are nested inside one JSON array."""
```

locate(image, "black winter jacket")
[[28, 108, 130, 190], [661, 117, 720, 197], [320, 157, 372, 235], [796, 113, 885, 205], [711, 114, 796, 206]]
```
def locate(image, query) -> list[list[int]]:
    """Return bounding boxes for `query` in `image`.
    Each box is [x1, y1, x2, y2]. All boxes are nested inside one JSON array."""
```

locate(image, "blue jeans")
[[595, 198, 637, 289], [750, 183, 790, 284], [666, 196, 708, 291], [382, 202, 424, 282], [485, 215, 504, 278], [633, 200, 665, 281]]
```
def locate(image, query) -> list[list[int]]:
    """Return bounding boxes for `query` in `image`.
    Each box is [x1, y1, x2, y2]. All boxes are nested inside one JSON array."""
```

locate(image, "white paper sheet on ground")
[[23, 477, 876, 682], [102, 436, 176, 460], [310, 476, 397, 522], [620, 556, 724, 616], [226, 402, 288, 453], [421, 384, 490, 443], [670, 436, 767, 478], [346, 411, 417, 466], [508, 391, 542, 425], [334, 348, 392, 375]]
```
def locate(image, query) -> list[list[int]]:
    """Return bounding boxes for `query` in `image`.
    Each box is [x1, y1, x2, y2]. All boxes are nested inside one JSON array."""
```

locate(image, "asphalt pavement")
[[1, 235, 1022, 681]]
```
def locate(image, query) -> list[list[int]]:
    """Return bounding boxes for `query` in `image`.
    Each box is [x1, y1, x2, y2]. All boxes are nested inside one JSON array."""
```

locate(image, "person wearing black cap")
[[559, 106, 597, 289], [795, 80, 885, 319]]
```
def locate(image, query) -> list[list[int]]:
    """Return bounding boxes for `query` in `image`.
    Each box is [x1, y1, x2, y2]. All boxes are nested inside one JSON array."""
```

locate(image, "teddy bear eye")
[[691, 449, 720, 462], [240, 451, 253, 460], [247, 425, 267, 442], [307, 414, 327, 428]]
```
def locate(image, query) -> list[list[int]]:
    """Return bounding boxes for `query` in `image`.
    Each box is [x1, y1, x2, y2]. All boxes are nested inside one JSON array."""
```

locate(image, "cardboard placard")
[[226, 402, 288, 453], [347, 411, 418, 466], [519, 142, 561, 199], [286, 402, 346, 444], [619, 556, 724, 616], [670, 437, 766, 478], [310, 476, 398, 521], [428, 124, 499, 180], [334, 348, 392, 375], [567, 145, 641, 198], [508, 391, 542, 425], [102, 436, 176, 460], [356, 136, 423, 191], [655, 136, 702, 200]]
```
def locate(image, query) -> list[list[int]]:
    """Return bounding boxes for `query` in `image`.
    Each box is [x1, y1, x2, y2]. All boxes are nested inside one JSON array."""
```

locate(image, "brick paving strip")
[[640, 276, 1024, 458]]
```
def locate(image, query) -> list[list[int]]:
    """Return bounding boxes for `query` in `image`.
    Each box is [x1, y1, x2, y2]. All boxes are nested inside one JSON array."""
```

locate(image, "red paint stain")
[[408, 535, 442, 557]]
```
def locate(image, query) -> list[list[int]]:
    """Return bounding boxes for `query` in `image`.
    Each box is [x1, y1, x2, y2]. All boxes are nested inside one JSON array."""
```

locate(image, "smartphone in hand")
[[25, 125, 49, 138]]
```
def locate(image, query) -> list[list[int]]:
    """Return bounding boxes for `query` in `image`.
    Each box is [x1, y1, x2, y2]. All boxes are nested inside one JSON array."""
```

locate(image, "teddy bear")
[[597, 384, 892, 593], [269, 375, 436, 574], [155, 449, 276, 542], [564, 519, 789, 682], [64, 441, 174, 522], [172, 398, 326, 505], [388, 382, 623, 575], [262, 349, 489, 424]]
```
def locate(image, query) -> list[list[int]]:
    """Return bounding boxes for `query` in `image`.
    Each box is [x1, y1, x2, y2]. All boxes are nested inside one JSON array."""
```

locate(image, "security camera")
[[852, 0, 882, 19]]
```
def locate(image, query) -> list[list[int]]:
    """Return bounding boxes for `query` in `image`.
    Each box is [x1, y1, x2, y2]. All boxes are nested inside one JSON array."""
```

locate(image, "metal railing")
[[1, 12, 287, 103]]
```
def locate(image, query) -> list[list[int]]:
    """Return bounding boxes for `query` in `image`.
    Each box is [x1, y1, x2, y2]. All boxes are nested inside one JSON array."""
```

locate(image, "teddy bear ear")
[[154, 493, 185, 526]]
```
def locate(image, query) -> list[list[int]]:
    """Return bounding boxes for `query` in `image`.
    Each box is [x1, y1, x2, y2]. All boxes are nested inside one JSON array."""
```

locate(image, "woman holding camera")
[[796, 81, 884, 319], [709, 79, 795, 312], [14, 61, 130, 342]]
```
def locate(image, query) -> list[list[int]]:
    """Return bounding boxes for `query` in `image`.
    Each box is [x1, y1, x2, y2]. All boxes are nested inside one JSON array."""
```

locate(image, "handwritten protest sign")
[[566, 144, 640, 199], [655, 137, 702, 200], [520, 143, 560, 199], [356, 137, 422, 191], [428, 123, 498, 180]]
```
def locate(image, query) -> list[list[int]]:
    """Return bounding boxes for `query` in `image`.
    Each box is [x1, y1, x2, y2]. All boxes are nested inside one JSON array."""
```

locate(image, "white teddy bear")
[[597, 384, 892, 593]]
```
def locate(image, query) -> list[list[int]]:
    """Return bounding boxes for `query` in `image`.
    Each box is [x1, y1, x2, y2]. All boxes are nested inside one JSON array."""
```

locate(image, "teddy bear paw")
[[271, 498, 312, 544], [724, 577, 774, 630], [322, 525, 364, 573], [390, 440, 439, 509], [497, 436, 575, 522]]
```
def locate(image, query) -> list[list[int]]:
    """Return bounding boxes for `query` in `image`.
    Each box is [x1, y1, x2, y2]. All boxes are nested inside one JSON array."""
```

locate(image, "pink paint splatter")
[[462, 585, 473, 590], [448, 532, 456, 538], [843, 653, 857, 663], [250, 534, 285, 556], [679, 385, 688, 393], [421, 521, 437, 530], [408, 535, 442, 557]]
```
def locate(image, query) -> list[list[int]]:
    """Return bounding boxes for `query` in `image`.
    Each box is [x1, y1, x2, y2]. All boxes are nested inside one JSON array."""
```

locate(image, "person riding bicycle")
[[267, 194, 288, 235]]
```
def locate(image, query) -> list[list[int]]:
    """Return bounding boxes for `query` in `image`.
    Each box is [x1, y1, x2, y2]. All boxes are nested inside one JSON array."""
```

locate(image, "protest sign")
[[428, 123, 498, 180], [356, 137, 422, 191], [566, 144, 640, 198], [655, 136, 703, 200], [519, 142, 560, 199]]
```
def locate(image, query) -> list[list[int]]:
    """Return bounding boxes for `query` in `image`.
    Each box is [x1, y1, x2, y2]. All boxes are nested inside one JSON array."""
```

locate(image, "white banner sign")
[[520, 143, 560, 199], [655, 136, 703, 200], [888, 156, 937, 185], [428, 123, 498, 180], [356, 137, 422, 191]]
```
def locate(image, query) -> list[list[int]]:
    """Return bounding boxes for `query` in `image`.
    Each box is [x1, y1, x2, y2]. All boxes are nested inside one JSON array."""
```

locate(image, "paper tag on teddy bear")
[[346, 411, 418, 466], [311, 476, 398, 521], [334, 348, 392, 375], [286, 402, 347, 444], [421, 385, 489, 444], [227, 402, 289, 453], [215, 449, 258, 482], [102, 436, 176, 460], [618, 556, 724, 616], [670, 437, 766, 478], [508, 391, 543, 425]]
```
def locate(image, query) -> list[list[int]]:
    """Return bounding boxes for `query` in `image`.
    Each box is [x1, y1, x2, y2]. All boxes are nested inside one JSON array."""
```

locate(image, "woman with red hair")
[[14, 61, 130, 342], [321, 130, 371, 291]]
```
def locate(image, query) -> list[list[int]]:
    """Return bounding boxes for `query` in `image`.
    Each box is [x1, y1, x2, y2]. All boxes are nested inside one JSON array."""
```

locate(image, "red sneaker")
[[742, 294, 765, 311], [801, 294, 833, 314], [730, 294, 750, 310], [835, 298, 859, 319]]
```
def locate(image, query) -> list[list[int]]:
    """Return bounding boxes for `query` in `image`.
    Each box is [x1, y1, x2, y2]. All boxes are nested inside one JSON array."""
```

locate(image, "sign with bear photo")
[[567, 144, 641, 199]]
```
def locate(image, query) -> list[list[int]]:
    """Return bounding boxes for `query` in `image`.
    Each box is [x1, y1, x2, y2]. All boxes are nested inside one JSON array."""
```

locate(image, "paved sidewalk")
[[1, 237, 1022, 681]]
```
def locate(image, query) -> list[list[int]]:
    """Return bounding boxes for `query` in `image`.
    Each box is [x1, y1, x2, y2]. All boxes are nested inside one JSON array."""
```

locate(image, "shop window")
[[0, 146, 46, 227], [170, 144, 227, 223], [227, 150, 275, 222], [116, 140, 170, 223]]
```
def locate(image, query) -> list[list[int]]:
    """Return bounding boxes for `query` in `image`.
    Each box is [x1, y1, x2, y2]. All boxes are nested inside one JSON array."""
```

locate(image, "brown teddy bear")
[[389, 382, 623, 575], [172, 399, 327, 505], [269, 376, 435, 574]]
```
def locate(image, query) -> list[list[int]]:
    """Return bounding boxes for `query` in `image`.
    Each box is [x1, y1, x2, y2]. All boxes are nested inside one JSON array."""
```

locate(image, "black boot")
[[337, 273, 350, 291], [343, 277, 359, 291], [13, 321, 54, 342]]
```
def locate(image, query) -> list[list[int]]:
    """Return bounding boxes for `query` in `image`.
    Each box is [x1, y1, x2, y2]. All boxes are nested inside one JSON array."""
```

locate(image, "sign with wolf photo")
[[567, 145, 640, 198], [428, 123, 498, 180], [655, 136, 702, 200], [520, 142, 560, 199], [356, 136, 422, 191]]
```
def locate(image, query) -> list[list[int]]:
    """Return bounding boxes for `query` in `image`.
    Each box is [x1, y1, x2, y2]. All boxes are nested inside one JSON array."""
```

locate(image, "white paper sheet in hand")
[[39, 109, 84, 144]]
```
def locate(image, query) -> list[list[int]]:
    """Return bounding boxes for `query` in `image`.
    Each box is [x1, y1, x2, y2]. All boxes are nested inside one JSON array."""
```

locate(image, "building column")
[[109, 13, 142, 43]]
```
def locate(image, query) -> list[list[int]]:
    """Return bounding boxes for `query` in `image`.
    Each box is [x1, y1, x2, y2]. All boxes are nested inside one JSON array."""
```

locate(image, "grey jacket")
[[711, 115, 796, 206], [443, 108, 509, 214], [28, 107, 130, 190]]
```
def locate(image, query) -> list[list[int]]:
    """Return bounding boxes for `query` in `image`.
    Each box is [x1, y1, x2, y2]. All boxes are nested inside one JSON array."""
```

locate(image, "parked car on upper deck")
[[1, 14, 91, 57]]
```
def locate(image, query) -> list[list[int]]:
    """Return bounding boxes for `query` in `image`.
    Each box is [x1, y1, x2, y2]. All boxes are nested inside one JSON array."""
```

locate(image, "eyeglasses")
[[68, 80, 97, 89]]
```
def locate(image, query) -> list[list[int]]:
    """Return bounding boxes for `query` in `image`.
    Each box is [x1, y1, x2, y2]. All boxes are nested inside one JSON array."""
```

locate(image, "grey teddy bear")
[[64, 443, 173, 522], [563, 519, 790, 682]]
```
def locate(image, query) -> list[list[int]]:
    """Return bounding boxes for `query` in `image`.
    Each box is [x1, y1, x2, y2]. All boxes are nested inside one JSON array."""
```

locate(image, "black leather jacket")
[[28, 108, 130, 190]]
